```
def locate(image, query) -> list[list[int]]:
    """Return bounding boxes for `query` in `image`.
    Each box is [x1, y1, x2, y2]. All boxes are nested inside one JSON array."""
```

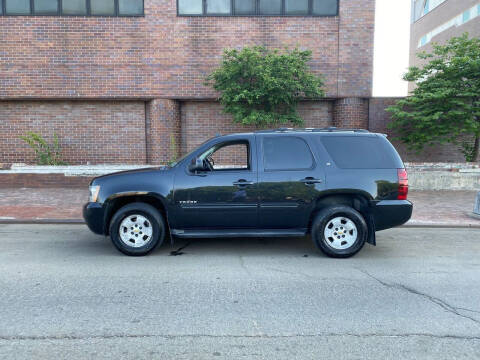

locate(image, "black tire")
[[311, 205, 367, 258], [109, 202, 166, 256]]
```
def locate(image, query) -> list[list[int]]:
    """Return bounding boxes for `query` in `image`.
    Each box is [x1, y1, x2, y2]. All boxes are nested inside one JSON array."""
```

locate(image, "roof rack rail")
[[255, 128, 370, 134]]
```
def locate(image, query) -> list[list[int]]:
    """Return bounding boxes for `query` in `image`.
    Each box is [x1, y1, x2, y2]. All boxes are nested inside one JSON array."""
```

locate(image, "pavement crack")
[[457, 307, 480, 315], [358, 269, 480, 327]]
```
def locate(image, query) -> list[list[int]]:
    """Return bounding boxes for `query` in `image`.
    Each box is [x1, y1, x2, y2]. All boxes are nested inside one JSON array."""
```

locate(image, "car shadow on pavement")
[[82, 228, 380, 259], [80, 230, 318, 258]]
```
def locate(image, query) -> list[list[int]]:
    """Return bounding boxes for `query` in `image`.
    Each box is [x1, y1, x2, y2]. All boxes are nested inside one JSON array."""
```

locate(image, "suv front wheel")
[[311, 205, 367, 258], [109, 202, 166, 256]]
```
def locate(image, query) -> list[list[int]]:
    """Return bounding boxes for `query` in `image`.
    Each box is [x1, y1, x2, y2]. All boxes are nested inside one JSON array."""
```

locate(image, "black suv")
[[84, 128, 412, 258]]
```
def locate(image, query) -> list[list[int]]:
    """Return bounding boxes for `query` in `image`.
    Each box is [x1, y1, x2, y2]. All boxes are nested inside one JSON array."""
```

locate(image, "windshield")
[[169, 138, 213, 167]]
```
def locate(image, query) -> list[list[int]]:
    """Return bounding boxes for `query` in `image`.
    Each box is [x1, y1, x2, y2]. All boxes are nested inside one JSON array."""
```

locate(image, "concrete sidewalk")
[[0, 188, 479, 227]]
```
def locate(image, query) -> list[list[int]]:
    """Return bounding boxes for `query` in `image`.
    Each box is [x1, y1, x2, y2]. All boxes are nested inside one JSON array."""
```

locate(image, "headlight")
[[89, 185, 100, 203]]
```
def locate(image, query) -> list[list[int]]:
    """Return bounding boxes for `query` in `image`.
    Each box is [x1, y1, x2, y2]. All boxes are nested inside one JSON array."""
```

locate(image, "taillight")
[[397, 168, 408, 200]]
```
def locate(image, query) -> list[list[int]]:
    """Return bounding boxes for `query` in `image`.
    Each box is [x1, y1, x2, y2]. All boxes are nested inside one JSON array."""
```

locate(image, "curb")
[[402, 224, 480, 229], [0, 220, 479, 229], [0, 219, 85, 225]]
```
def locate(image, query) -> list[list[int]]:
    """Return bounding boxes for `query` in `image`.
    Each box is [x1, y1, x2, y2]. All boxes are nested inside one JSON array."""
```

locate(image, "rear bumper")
[[83, 202, 106, 235], [371, 200, 413, 231]]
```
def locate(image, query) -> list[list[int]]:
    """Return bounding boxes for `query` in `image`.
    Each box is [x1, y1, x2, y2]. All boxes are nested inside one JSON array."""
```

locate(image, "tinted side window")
[[210, 143, 249, 170], [264, 137, 314, 171], [200, 141, 250, 171], [321, 136, 403, 169]]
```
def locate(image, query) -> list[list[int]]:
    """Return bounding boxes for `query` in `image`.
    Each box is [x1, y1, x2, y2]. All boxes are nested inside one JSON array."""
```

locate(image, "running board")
[[171, 229, 307, 239]]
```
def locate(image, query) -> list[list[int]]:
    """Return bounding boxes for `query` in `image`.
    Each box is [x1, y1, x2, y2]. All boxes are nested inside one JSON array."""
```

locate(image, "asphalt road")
[[0, 225, 479, 359]]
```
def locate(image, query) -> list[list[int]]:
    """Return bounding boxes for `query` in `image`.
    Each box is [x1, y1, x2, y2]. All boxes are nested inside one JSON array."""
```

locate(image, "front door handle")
[[233, 179, 254, 187], [301, 177, 322, 185]]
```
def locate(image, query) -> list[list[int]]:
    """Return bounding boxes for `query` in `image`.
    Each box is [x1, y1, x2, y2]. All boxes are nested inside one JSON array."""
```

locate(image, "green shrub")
[[20, 132, 67, 166], [168, 134, 178, 166], [206, 46, 325, 126]]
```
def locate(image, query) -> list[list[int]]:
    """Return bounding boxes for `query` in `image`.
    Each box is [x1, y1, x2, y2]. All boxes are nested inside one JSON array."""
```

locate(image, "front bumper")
[[83, 202, 107, 235], [372, 200, 413, 231]]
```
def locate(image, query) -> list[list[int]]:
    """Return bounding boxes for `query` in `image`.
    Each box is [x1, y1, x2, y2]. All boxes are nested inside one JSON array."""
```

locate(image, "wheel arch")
[[104, 193, 169, 236], [308, 192, 376, 245]]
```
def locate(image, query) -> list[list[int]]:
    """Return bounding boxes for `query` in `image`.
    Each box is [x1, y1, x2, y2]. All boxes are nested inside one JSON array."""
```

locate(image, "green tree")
[[387, 34, 480, 162], [206, 46, 325, 126]]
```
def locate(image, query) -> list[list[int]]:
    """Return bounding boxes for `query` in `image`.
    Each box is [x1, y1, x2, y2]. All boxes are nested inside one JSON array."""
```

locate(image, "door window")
[[200, 141, 250, 171], [263, 136, 314, 171]]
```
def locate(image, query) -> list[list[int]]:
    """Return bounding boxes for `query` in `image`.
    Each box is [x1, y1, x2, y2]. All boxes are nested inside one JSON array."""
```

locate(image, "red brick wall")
[[146, 99, 181, 165], [2, 98, 475, 166], [0, 0, 375, 99], [180, 100, 333, 153], [0, 0, 377, 165], [333, 97, 369, 129], [338, 1, 375, 97], [0, 100, 146, 164], [0, 17, 149, 98], [0, 173, 93, 188], [368, 97, 476, 163]]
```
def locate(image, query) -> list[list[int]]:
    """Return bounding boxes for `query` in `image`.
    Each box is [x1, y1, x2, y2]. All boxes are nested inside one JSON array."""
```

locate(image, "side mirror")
[[188, 157, 206, 173]]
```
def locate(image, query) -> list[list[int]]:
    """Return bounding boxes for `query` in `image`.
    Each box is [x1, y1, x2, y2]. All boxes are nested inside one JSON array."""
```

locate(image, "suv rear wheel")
[[311, 205, 367, 258], [109, 202, 166, 256]]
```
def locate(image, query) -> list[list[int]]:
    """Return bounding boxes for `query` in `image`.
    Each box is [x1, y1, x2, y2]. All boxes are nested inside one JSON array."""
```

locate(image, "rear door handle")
[[233, 179, 254, 187], [301, 177, 322, 185]]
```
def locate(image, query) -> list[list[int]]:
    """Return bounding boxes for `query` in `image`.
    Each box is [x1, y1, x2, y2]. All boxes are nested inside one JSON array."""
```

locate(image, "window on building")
[[178, 0, 339, 16], [413, 0, 423, 21], [413, 0, 447, 22], [178, 0, 203, 14], [285, 0, 308, 15], [417, 2, 480, 48], [34, 0, 59, 14], [312, 0, 337, 15], [234, 0, 255, 15], [263, 137, 314, 171], [62, 0, 87, 14], [206, 0, 231, 14], [0, 0, 144, 16], [5, 0, 31, 14], [119, 0, 143, 15], [90, 0, 115, 15], [259, 0, 282, 15]]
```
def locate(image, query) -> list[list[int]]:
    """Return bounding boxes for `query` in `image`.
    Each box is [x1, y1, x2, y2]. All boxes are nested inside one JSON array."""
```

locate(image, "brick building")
[[0, 0, 470, 165], [410, 0, 480, 90], [405, 0, 480, 161], [0, 0, 379, 165]]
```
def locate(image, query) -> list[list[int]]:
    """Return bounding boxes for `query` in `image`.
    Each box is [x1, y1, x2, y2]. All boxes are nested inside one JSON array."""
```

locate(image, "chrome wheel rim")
[[119, 214, 153, 248], [323, 216, 358, 250]]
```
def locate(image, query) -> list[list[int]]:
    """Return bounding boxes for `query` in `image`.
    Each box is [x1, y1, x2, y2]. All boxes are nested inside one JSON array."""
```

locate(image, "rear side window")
[[321, 136, 403, 169], [263, 136, 314, 171]]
